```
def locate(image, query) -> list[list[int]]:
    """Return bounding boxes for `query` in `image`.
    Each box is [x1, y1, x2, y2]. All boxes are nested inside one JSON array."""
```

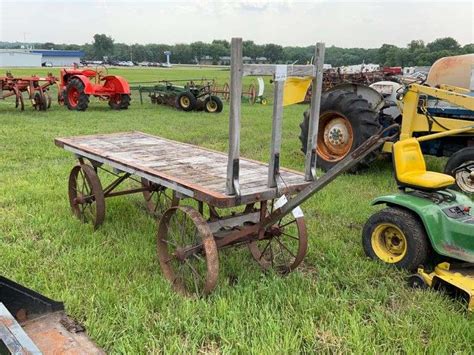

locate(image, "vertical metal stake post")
[[267, 79, 284, 188], [304, 42, 325, 181], [226, 38, 243, 195]]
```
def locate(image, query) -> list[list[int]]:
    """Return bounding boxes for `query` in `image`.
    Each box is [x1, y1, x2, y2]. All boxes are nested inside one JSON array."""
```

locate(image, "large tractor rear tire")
[[299, 90, 382, 172], [64, 78, 89, 111], [108, 94, 131, 110], [444, 147, 474, 194]]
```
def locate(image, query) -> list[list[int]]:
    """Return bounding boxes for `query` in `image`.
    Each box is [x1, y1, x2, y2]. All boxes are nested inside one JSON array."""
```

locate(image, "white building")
[[31, 50, 84, 67], [0, 49, 84, 67], [0, 49, 42, 67]]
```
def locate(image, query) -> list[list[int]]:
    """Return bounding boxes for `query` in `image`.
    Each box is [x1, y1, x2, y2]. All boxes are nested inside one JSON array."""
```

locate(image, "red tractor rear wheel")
[[64, 78, 89, 111], [108, 94, 131, 110]]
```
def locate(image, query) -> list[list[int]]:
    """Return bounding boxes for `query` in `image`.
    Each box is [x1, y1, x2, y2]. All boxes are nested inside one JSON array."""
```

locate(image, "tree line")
[[2, 34, 472, 67]]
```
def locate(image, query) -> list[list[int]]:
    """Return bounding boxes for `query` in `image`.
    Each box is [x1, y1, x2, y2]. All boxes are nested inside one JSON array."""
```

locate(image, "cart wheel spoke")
[[141, 178, 177, 217], [274, 236, 297, 259], [278, 219, 297, 229], [68, 164, 105, 229], [161, 238, 177, 247], [185, 259, 205, 281], [259, 240, 273, 260], [193, 253, 204, 262], [157, 206, 219, 296], [145, 190, 156, 202], [248, 200, 308, 274]]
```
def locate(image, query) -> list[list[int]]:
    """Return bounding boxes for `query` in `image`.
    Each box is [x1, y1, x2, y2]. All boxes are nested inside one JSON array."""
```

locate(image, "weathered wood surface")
[[55, 131, 309, 208]]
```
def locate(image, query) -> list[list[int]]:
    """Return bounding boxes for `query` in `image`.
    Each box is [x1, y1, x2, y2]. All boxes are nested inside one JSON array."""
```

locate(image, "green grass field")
[[1, 67, 472, 353]]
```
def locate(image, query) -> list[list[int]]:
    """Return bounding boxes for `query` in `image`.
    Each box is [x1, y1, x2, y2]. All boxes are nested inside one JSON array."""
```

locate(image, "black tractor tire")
[[299, 90, 382, 172], [204, 95, 223, 113], [362, 207, 430, 272], [63, 78, 89, 111], [33, 92, 47, 111], [176, 92, 197, 112], [444, 147, 474, 194], [108, 94, 131, 110], [407, 274, 428, 289]]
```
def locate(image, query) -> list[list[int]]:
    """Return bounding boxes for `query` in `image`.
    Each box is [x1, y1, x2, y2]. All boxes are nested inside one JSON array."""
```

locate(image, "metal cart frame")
[[56, 38, 395, 296]]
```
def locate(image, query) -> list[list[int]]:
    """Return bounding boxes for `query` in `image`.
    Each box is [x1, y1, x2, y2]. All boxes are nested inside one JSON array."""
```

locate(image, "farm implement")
[[299, 54, 474, 194], [363, 136, 474, 311], [213, 77, 268, 105], [0, 72, 57, 111], [303, 67, 400, 102], [135, 79, 223, 113], [56, 38, 397, 296], [59, 67, 131, 111]]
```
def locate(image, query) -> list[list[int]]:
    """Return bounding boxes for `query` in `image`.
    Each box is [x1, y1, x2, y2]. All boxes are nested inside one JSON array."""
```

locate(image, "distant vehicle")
[[42, 61, 53, 67], [118, 61, 134, 67], [383, 66, 402, 75], [81, 60, 103, 66]]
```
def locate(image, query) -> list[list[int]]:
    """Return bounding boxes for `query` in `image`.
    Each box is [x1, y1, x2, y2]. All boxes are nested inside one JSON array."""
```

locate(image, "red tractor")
[[59, 67, 131, 111]]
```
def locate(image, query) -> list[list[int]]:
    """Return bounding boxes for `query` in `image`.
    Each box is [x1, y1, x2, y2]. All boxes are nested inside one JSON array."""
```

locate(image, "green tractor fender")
[[372, 192, 474, 263]]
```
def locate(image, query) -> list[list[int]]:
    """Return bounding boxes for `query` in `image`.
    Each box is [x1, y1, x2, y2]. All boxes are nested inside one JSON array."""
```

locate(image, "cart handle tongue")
[[262, 124, 400, 228]]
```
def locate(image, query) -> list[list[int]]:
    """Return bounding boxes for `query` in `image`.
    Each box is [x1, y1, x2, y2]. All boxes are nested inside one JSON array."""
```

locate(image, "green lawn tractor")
[[362, 136, 474, 311]]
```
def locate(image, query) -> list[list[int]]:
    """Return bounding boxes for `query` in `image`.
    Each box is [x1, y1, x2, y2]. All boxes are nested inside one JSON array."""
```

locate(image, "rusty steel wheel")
[[46, 92, 52, 109], [222, 82, 230, 101], [247, 84, 256, 104], [33, 91, 47, 111], [13, 87, 24, 111], [141, 178, 178, 217], [248, 202, 308, 274], [68, 164, 105, 229], [157, 206, 219, 296]]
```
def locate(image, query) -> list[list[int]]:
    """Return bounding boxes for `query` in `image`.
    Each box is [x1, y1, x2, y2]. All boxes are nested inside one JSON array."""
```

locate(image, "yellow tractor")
[[299, 54, 474, 194]]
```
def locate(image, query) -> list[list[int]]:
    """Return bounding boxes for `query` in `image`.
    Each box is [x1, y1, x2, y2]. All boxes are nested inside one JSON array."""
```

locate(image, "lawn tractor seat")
[[392, 138, 455, 190]]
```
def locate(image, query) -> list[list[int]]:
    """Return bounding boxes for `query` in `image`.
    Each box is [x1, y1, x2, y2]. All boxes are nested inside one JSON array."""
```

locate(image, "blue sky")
[[1, 0, 473, 47]]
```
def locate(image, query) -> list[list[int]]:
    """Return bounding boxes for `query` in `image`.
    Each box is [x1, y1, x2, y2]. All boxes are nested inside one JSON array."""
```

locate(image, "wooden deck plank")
[[55, 131, 309, 207]]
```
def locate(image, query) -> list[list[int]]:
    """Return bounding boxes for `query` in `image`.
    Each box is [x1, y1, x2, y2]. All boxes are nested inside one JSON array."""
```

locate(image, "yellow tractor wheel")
[[370, 223, 407, 263], [176, 92, 197, 112], [362, 207, 429, 271]]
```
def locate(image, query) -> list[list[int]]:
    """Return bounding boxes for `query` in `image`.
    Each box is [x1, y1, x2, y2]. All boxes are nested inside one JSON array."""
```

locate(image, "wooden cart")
[[56, 38, 393, 296]]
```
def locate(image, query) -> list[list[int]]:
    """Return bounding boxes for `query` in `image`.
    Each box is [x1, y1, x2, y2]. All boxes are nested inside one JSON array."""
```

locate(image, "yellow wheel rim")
[[371, 223, 407, 263], [180, 96, 190, 108], [206, 100, 218, 112]]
